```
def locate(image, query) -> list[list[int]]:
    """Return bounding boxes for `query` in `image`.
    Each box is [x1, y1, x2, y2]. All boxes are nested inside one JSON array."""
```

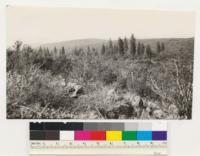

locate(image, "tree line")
[[101, 34, 165, 59], [7, 34, 165, 77]]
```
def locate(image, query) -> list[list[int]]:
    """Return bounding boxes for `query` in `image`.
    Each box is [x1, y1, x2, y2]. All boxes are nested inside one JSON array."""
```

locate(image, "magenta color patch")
[[74, 131, 91, 140]]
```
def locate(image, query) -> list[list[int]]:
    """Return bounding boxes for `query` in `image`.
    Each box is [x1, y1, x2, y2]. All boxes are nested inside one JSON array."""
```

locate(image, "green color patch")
[[122, 131, 137, 140]]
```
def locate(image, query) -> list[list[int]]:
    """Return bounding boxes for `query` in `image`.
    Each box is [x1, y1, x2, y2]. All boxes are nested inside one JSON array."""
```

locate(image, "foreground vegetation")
[[7, 34, 194, 119]]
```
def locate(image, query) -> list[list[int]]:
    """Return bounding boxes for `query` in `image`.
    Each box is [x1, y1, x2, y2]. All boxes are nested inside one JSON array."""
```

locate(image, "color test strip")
[[30, 122, 84, 130], [152, 131, 167, 140], [60, 131, 74, 140], [90, 131, 106, 140], [137, 131, 152, 140], [30, 122, 163, 131], [74, 131, 106, 140], [124, 123, 138, 131], [30, 130, 167, 141], [30, 122, 167, 141], [122, 131, 137, 140], [137, 123, 152, 130], [75, 131, 91, 140], [30, 131, 45, 140], [45, 131, 60, 140], [106, 131, 122, 141]]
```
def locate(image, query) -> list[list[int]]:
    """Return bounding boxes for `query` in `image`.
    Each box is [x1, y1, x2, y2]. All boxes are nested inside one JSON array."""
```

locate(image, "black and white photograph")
[[6, 7, 195, 119]]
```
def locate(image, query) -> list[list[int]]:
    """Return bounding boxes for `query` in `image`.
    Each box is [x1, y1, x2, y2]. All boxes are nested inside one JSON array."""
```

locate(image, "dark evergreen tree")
[[101, 44, 106, 55], [157, 41, 161, 53], [54, 47, 57, 54], [46, 48, 50, 54], [108, 39, 114, 55], [38, 46, 43, 53], [87, 46, 91, 53], [44, 48, 50, 58], [87, 46, 91, 56], [141, 43, 145, 56], [129, 34, 136, 58], [145, 45, 152, 59], [53, 47, 57, 57], [60, 46, 65, 56], [118, 37, 124, 56], [137, 42, 141, 56], [161, 42, 165, 51], [13, 41, 23, 52], [124, 37, 128, 52], [108, 39, 113, 49]]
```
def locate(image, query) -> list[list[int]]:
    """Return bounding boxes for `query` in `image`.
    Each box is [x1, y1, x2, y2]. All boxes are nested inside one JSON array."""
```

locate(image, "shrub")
[[100, 66, 117, 85], [116, 77, 127, 90], [7, 65, 73, 119], [127, 63, 149, 97]]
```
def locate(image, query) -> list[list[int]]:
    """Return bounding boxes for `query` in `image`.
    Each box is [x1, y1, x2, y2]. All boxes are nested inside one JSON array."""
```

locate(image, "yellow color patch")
[[106, 131, 122, 141]]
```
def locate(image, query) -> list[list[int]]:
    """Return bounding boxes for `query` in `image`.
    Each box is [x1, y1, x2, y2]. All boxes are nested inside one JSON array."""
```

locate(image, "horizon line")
[[7, 36, 195, 48]]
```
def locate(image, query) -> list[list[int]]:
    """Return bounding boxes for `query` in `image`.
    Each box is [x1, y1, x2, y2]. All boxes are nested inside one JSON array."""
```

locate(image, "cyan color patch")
[[137, 131, 152, 140]]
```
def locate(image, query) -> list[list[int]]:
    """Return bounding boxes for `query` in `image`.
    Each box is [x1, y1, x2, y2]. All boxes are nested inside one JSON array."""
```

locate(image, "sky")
[[6, 6, 195, 46]]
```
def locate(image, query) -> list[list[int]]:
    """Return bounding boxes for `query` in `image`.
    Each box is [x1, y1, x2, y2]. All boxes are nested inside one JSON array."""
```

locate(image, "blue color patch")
[[137, 131, 152, 140]]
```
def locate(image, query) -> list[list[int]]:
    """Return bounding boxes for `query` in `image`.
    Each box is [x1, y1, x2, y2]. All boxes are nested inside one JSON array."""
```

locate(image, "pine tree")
[[38, 46, 43, 53], [87, 46, 91, 53], [108, 39, 114, 55], [46, 48, 50, 54], [129, 34, 136, 58], [141, 43, 145, 56], [157, 41, 161, 53], [118, 37, 124, 56], [137, 42, 141, 56], [54, 47, 58, 57], [146, 45, 152, 59], [124, 37, 128, 52], [161, 42, 165, 51], [44, 48, 50, 58], [108, 39, 113, 49], [101, 44, 106, 55], [87, 46, 91, 56], [60, 46, 65, 56], [54, 47, 57, 55], [14, 41, 23, 52]]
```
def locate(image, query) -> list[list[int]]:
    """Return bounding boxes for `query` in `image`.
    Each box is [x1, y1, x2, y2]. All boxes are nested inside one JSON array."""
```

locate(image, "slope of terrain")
[[7, 37, 194, 119]]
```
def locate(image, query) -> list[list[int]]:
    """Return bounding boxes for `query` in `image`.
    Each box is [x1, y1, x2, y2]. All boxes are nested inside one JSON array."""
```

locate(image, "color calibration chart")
[[30, 122, 167, 155]]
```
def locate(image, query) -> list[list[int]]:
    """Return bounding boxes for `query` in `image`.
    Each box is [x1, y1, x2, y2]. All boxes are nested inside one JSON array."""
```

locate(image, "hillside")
[[35, 38, 107, 52], [7, 36, 194, 119], [36, 38, 194, 57]]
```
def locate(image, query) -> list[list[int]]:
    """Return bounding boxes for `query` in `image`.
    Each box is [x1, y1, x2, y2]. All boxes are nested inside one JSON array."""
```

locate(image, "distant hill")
[[34, 38, 108, 52], [33, 37, 194, 56]]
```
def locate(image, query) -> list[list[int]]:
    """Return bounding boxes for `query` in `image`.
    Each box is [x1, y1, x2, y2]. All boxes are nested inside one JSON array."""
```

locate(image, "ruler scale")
[[30, 122, 167, 156]]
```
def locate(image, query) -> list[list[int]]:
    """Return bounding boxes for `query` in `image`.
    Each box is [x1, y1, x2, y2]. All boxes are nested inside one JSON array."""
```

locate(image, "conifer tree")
[[157, 41, 161, 53], [86, 46, 91, 56], [124, 37, 129, 52], [60, 46, 65, 56], [137, 42, 141, 56], [54, 47, 57, 55], [161, 42, 165, 51], [87, 46, 91, 53], [101, 44, 106, 55], [118, 37, 124, 56], [38, 46, 43, 53], [108, 39, 114, 55], [141, 43, 145, 56], [108, 39, 113, 49], [146, 45, 152, 59], [129, 34, 136, 58]]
